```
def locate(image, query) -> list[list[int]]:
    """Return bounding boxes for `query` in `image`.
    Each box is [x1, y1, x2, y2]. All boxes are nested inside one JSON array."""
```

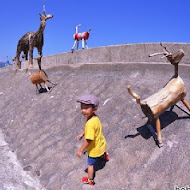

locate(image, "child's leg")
[[82, 164, 95, 185], [88, 165, 94, 180], [82, 156, 96, 185]]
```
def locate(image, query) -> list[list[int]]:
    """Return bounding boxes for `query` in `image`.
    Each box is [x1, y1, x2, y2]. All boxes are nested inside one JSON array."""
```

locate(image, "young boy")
[[76, 94, 109, 185]]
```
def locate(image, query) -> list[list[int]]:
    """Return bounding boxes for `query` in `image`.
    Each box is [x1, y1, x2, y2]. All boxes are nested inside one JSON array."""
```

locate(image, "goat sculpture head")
[[166, 49, 184, 65], [39, 6, 53, 25], [149, 43, 184, 65], [39, 12, 53, 22], [149, 43, 185, 77]]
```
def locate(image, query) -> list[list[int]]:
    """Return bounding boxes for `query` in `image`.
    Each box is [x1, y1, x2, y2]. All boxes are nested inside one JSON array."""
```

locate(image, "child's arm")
[[77, 131, 85, 140], [76, 139, 91, 158]]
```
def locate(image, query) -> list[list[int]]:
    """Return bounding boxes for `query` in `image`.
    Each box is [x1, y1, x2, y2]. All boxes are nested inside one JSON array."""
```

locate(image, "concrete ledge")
[[20, 43, 190, 70]]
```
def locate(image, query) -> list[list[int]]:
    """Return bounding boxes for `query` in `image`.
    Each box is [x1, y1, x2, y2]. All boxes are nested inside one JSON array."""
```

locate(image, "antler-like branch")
[[43, 0, 46, 15], [149, 42, 171, 58], [160, 43, 170, 54]]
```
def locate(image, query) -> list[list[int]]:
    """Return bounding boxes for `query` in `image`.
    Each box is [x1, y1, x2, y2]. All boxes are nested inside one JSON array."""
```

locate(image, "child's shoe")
[[82, 177, 95, 185], [104, 152, 109, 161], [101, 152, 109, 162]]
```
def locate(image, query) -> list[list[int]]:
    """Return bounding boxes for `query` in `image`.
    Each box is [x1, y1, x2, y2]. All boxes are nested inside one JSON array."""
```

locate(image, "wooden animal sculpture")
[[15, 9, 53, 72], [30, 57, 56, 94], [127, 44, 190, 147], [71, 24, 92, 52]]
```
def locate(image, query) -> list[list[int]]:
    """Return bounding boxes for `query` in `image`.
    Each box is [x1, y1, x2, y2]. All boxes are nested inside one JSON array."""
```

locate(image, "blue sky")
[[0, 0, 190, 62]]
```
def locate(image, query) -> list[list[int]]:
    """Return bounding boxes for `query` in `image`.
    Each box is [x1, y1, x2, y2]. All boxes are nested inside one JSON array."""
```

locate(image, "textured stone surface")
[[0, 47, 190, 189]]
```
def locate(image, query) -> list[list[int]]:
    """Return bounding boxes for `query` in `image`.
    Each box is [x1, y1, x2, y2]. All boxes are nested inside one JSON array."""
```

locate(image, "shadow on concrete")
[[38, 86, 53, 94], [38, 87, 48, 94], [84, 158, 108, 179], [125, 111, 178, 140], [175, 104, 190, 117], [125, 105, 190, 142]]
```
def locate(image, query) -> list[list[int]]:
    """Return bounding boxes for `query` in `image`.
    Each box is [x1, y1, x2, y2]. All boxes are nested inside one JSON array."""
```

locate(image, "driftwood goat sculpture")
[[15, 9, 53, 72], [127, 44, 190, 147], [71, 24, 92, 52], [30, 57, 57, 94]]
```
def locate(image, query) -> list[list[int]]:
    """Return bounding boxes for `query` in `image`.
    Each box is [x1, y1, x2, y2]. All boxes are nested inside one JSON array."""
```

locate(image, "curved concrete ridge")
[[3, 60, 190, 74], [0, 44, 190, 189], [19, 42, 190, 70]]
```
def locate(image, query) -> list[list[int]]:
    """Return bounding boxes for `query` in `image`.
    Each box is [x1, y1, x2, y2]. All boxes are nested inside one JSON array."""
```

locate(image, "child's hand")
[[76, 150, 83, 158], [77, 134, 83, 140]]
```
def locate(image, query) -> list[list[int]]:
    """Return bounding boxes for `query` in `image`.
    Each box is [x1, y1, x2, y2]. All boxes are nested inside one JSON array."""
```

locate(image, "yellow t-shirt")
[[85, 116, 106, 157]]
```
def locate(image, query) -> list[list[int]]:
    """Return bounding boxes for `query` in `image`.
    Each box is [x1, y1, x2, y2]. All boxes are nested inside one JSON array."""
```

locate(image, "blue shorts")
[[88, 156, 101, 166]]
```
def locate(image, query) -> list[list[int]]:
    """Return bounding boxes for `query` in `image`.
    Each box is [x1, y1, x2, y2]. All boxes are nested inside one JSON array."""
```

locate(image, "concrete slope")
[[0, 62, 190, 189]]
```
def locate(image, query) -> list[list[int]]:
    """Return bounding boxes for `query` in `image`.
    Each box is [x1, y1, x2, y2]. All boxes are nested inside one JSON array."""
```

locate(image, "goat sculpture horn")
[[149, 42, 172, 57], [43, 0, 46, 15], [149, 52, 168, 57]]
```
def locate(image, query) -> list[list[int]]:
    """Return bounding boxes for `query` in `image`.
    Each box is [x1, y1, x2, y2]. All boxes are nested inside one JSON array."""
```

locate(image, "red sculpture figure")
[[71, 24, 92, 52]]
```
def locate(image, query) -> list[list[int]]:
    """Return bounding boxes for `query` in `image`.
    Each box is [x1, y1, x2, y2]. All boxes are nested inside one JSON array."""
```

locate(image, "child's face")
[[80, 103, 97, 118]]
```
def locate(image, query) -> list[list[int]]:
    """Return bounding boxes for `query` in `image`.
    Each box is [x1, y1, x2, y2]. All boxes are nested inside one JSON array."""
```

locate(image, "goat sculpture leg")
[[23, 52, 28, 61], [181, 99, 190, 111], [47, 80, 57, 86], [35, 84, 43, 94], [15, 51, 22, 71], [71, 41, 75, 50], [76, 41, 79, 50], [27, 42, 34, 74], [37, 58, 42, 70], [35, 84, 39, 94], [155, 118, 163, 147], [37, 54, 42, 70], [44, 82, 50, 92], [34, 56, 42, 70], [84, 40, 88, 49], [71, 40, 77, 51], [82, 38, 85, 49]]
